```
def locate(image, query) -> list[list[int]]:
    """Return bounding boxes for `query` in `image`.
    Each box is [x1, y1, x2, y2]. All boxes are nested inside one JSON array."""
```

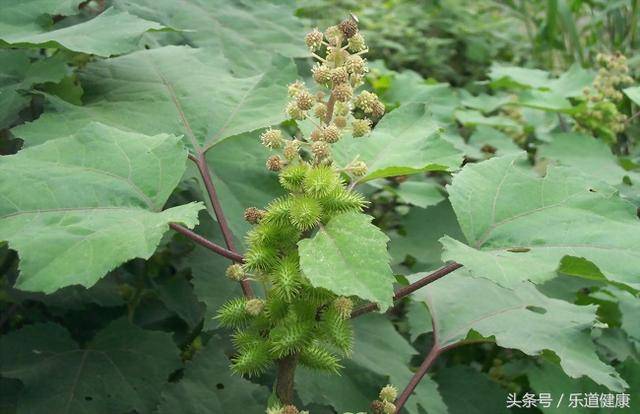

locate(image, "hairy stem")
[[189, 152, 254, 297], [275, 353, 298, 405], [169, 223, 243, 262], [351, 262, 462, 318]]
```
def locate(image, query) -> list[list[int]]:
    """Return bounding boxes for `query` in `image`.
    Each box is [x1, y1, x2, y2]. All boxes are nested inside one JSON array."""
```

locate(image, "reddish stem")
[[324, 93, 336, 125], [350, 262, 462, 318], [190, 153, 253, 297], [169, 223, 243, 262], [394, 345, 442, 413]]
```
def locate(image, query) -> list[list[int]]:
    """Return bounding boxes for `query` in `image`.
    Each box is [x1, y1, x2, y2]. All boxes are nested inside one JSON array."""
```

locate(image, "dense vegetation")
[[0, 1, 638, 413]]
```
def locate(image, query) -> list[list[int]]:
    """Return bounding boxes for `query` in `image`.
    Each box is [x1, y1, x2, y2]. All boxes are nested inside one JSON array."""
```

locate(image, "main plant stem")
[[275, 353, 298, 405], [189, 152, 254, 297], [271, 95, 337, 404]]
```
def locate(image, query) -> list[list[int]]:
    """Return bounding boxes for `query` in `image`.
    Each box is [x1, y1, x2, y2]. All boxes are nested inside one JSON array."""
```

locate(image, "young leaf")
[[0, 318, 181, 414], [417, 272, 628, 392], [0, 122, 203, 293], [333, 103, 463, 182], [298, 212, 395, 310], [443, 153, 640, 290]]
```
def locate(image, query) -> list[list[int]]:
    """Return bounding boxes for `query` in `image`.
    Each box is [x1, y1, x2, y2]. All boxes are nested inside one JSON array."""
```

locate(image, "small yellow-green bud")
[[352, 118, 372, 137], [226, 264, 245, 281], [348, 33, 366, 52], [260, 128, 283, 149], [296, 90, 314, 111], [345, 54, 366, 74], [350, 160, 368, 176], [331, 67, 349, 84], [322, 124, 341, 143], [334, 101, 350, 117], [379, 385, 398, 402], [245, 299, 265, 316], [354, 91, 378, 113], [334, 115, 347, 129], [350, 73, 365, 87], [326, 47, 348, 66], [339, 18, 358, 39], [287, 80, 305, 97], [382, 401, 396, 414], [305, 28, 323, 51], [325, 25, 342, 46], [266, 155, 283, 171], [312, 64, 332, 85], [333, 82, 353, 102], [286, 102, 306, 120], [283, 140, 300, 160], [333, 296, 353, 319], [313, 103, 327, 119], [311, 141, 331, 160]]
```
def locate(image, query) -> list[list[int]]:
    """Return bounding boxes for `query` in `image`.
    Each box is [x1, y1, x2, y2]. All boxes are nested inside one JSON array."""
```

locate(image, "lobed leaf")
[[0, 122, 203, 293]]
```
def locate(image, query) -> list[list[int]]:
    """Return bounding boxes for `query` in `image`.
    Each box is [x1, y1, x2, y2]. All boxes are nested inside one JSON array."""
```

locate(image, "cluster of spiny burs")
[[575, 52, 634, 141], [216, 17, 385, 379]]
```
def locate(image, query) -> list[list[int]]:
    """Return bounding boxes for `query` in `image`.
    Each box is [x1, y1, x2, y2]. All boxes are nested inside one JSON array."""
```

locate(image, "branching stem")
[[351, 262, 462, 318], [169, 223, 243, 262], [186, 152, 254, 297]]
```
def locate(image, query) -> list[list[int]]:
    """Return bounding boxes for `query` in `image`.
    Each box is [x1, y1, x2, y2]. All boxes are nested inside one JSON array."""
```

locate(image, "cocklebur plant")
[[574, 52, 634, 142], [215, 16, 387, 405]]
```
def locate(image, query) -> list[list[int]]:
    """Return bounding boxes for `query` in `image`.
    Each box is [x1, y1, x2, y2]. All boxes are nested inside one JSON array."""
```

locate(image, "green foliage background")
[[0, 0, 639, 413]]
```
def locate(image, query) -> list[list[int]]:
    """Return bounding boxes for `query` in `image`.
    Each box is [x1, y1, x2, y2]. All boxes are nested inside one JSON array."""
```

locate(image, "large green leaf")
[[0, 50, 67, 128], [435, 366, 509, 414], [417, 272, 628, 391], [297, 314, 447, 414], [13, 46, 297, 152], [0, 318, 181, 414], [113, 0, 307, 75], [0, 0, 80, 40], [389, 200, 464, 272], [0, 122, 203, 293], [0, 7, 166, 56], [624, 86, 640, 105], [538, 133, 630, 185], [298, 212, 395, 311], [382, 71, 460, 122], [442, 153, 640, 290], [157, 336, 268, 413], [489, 65, 551, 89], [490, 64, 594, 98], [333, 103, 463, 183]]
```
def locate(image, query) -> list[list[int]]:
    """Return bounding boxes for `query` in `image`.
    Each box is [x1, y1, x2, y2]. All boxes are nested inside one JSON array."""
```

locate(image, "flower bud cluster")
[[574, 53, 633, 141], [217, 18, 383, 381], [261, 17, 385, 177], [371, 384, 398, 414]]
